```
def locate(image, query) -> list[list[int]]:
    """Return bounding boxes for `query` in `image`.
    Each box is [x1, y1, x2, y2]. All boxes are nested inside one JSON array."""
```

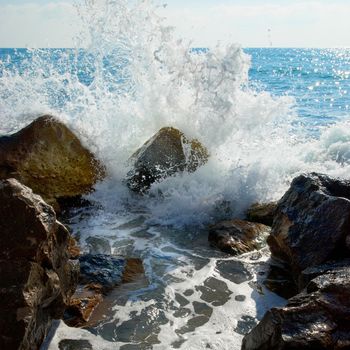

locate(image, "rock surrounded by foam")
[[126, 127, 209, 193], [0, 178, 79, 350], [242, 265, 350, 350], [209, 219, 270, 255], [268, 172, 350, 280], [0, 115, 105, 208]]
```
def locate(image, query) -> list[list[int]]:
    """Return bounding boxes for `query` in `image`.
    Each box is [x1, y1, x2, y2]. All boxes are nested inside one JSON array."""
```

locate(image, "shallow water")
[[2, 0, 350, 348]]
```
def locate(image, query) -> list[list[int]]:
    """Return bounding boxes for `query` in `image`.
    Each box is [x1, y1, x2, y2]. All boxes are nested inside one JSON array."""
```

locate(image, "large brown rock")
[[245, 202, 277, 226], [0, 179, 79, 350], [126, 127, 208, 192], [0, 116, 105, 207], [241, 265, 350, 350], [268, 173, 350, 279], [208, 219, 270, 255]]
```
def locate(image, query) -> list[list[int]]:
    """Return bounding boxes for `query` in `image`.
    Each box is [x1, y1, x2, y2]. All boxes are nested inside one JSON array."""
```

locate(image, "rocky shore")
[[1, 117, 350, 349]]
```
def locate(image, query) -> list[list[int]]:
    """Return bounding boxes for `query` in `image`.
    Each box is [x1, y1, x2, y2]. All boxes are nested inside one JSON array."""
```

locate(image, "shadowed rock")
[[209, 219, 270, 255], [268, 172, 350, 279], [0, 115, 105, 207], [242, 265, 350, 350], [126, 127, 208, 193], [246, 202, 277, 226], [0, 178, 79, 350]]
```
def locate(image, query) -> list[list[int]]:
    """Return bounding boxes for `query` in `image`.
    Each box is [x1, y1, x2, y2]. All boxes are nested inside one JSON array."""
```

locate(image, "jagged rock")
[[126, 127, 208, 192], [245, 202, 277, 226], [241, 266, 350, 350], [0, 178, 79, 350], [208, 219, 270, 255], [268, 173, 350, 279], [0, 116, 105, 207], [64, 257, 145, 327]]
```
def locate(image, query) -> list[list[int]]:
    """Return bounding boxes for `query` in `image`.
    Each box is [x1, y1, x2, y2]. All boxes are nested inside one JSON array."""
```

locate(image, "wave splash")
[[1, 0, 350, 227]]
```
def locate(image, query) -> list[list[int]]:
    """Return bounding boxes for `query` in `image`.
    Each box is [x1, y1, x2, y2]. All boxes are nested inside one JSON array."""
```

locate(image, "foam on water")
[[1, 1, 350, 226]]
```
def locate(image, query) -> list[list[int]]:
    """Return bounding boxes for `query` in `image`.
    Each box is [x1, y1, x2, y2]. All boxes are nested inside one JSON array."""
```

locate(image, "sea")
[[1, 1, 350, 349]]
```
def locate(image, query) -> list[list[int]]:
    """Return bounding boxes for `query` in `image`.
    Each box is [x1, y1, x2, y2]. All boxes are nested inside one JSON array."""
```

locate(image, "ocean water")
[[1, 1, 350, 349]]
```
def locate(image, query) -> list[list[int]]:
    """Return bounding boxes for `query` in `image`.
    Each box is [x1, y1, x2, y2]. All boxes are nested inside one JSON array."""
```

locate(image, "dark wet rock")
[[79, 254, 125, 293], [209, 219, 270, 255], [58, 339, 93, 350], [196, 277, 232, 306], [268, 173, 350, 279], [86, 236, 111, 255], [263, 263, 298, 299], [65, 257, 145, 327], [246, 202, 277, 226], [0, 178, 78, 350], [216, 260, 253, 284], [126, 127, 208, 193], [235, 315, 258, 336], [242, 266, 350, 350], [192, 301, 213, 317], [175, 293, 190, 307], [235, 295, 246, 302], [299, 259, 350, 290], [0, 116, 105, 207]]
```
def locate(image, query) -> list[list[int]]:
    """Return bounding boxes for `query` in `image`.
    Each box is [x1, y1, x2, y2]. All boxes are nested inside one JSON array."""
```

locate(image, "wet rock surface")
[[243, 173, 350, 350], [268, 173, 350, 277], [126, 126, 208, 193], [209, 219, 270, 255], [0, 178, 78, 350], [65, 256, 145, 327], [0, 115, 105, 207], [242, 265, 350, 350], [245, 202, 277, 226]]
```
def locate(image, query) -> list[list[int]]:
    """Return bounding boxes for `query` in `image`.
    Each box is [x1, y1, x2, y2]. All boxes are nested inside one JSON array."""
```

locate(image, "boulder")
[[0, 178, 79, 350], [241, 266, 350, 350], [245, 202, 277, 226], [0, 116, 105, 207], [208, 219, 270, 255], [268, 173, 350, 279], [126, 127, 208, 192]]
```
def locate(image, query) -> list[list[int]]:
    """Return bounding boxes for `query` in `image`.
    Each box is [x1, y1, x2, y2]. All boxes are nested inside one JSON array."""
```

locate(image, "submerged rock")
[[65, 256, 145, 327], [0, 115, 105, 207], [242, 266, 350, 350], [126, 127, 209, 193], [245, 202, 277, 226], [268, 173, 350, 278], [208, 219, 270, 255], [0, 178, 79, 350]]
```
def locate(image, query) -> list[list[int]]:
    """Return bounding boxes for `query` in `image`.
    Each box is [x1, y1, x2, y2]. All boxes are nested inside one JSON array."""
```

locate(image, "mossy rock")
[[0, 115, 105, 205]]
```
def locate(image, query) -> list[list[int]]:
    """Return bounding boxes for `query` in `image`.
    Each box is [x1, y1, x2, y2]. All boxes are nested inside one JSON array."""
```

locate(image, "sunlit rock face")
[[126, 127, 208, 193], [0, 115, 105, 207]]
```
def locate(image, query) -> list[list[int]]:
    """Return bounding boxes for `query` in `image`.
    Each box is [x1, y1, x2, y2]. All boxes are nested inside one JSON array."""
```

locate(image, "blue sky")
[[0, 0, 350, 47]]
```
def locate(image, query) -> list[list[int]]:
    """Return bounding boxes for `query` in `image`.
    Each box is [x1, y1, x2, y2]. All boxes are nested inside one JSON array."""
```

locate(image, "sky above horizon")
[[0, 0, 350, 48]]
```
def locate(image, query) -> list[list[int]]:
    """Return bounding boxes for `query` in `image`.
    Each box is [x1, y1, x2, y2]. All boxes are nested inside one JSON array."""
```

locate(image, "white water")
[[2, 1, 350, 349]]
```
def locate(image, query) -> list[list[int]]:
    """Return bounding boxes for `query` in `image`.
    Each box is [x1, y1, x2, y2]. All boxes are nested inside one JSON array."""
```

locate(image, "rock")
[[86, 236, 111, 255], [0, 115, 105, 207], [208, 219, 270, 255], [268, 173, 350, 279], [79, 254, 125, 293], [245, 202, 277, 226], [241, 266, 350, 350], [0, 178, 79, 350], [65, 257, 145, 327], [126, 127, 208, 192]]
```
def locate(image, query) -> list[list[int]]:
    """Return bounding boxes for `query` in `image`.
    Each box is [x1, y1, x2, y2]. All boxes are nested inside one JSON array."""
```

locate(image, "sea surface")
[[1, 1, 350, 349]]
